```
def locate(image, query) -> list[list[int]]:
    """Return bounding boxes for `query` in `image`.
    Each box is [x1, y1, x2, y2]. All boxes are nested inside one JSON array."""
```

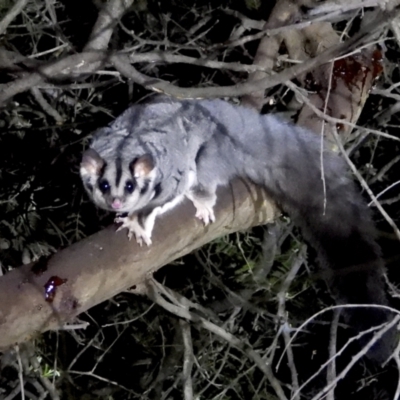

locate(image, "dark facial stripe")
[[140, 179, 150, 195], [115, 157, 122, 187], [98, 160, 107, 178], [84, 181, 93, 193], [153, 182, 162, 199]]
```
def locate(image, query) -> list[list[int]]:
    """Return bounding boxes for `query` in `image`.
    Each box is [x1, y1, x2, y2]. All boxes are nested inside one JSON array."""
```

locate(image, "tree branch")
[[84, 0, 134, 51], [0, 0, 29, 36], [0, 181, 276, 350]]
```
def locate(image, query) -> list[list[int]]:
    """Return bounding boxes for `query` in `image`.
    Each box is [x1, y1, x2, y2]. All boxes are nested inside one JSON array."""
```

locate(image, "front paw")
[[115, 215, 152, 246], [194, 203, 215, 226]]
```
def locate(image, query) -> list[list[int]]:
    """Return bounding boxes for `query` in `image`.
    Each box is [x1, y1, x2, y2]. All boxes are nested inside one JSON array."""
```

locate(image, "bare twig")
[[128, 52, 270, 73], [15, 345, 25, 400], [309, 0, 390, 16], [0, 0, 29, 36], [114, 8, 398, 99], [30, 87, 64, 124], [0, 52, 108, 106], [180, 320, 194, 400], [148, 278, 289, 400], [326, 310, 340, 400], [0, 5, 397, 108], [392, 339, 400, 400], [275, 247, 306, 400], [369, 155, 400, 185], [287, 305, 399, 400], [84, 0, 134, 51], [310, 316, 400, 400], [371, 181, 400, 206], [331, 126, 400, 241], [68, 370, 140, 396], [287, 81, 400, 141]]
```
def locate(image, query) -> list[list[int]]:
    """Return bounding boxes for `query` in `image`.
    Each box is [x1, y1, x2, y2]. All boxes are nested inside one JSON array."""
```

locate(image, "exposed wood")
[[0, 181, 276, 350]]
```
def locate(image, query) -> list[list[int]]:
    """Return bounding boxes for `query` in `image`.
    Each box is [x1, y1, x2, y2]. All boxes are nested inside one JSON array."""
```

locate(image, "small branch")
[[0, 5, 396, 107], [148, 278, 288, 400], [326, 310, 340, 400], [0, 6, 397, 106], [392, 339, 400, 400], [30, 87, 64, 124], [275, 247, 306, 400], [114, 9, 398, 99], [216, 8, 357, 50], [331, 126, 400, 241], [286, 81, 400, 141], [180, 320, 194, 400], [0, 0, 29, 36], [288, 305, 400, 400], [128, 52, 270, 73], [309, 0, 389, 16], [0, 52, 108, 106], [310, 315, 400, 400], [84, 0, 135, 51], [15, 345, 25, 400]]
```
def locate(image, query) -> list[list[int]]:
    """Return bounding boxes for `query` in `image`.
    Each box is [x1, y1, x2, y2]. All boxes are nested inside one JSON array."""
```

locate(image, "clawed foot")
[[115, 215, 152, 246], [194, 203, 215, 226]]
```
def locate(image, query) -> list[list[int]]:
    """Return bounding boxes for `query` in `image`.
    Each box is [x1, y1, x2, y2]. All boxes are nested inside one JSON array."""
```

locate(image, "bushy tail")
[[258, 120, 395, 362], [190, 99, 396, 361]]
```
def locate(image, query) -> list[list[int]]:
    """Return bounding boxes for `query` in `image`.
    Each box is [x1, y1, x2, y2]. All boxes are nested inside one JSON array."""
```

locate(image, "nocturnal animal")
[[80, 96, 396, 362]]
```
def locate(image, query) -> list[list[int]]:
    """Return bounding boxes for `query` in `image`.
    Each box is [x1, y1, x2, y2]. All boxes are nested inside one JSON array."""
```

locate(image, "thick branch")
[[0, 181, 276, 350], [241, 0, 307, 110]]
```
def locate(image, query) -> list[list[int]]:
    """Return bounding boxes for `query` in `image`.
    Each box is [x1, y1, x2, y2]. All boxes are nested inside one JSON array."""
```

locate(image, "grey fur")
[[80, 96, 396, 362]]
